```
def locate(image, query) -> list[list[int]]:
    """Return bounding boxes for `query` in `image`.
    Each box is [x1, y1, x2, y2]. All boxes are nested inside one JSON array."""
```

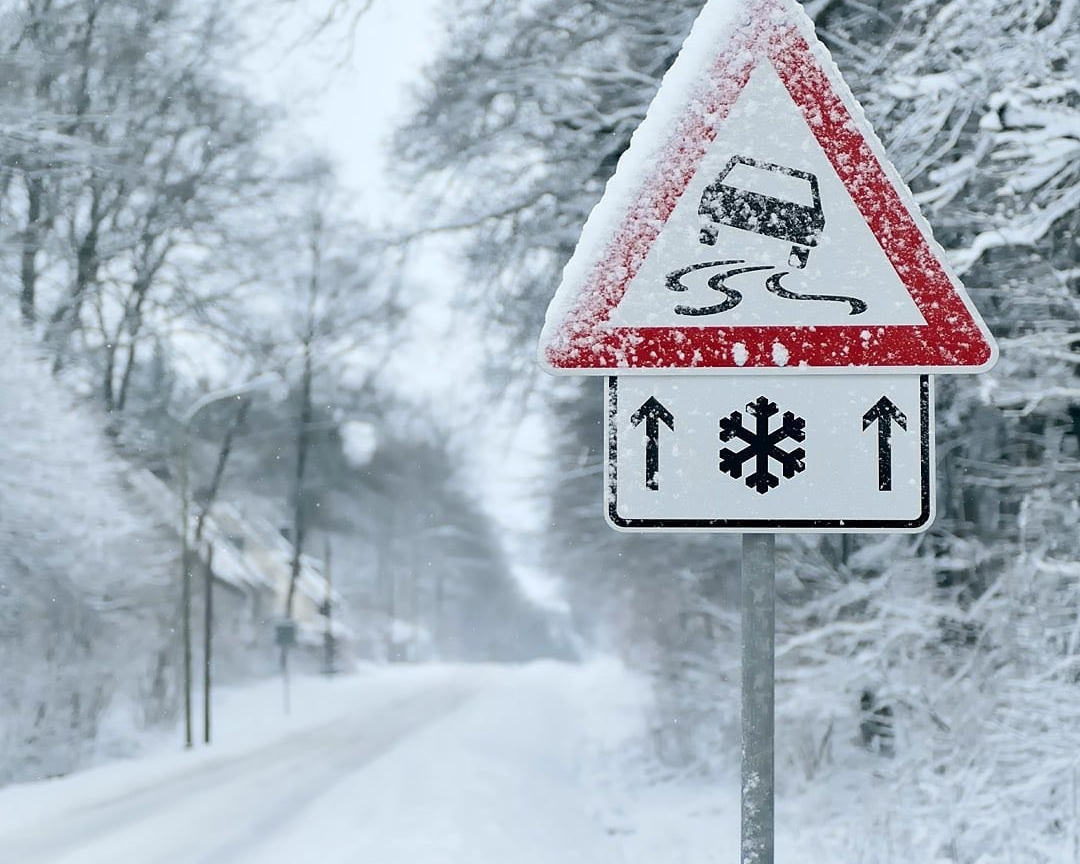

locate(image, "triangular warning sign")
[[538, 0, 997, 374]]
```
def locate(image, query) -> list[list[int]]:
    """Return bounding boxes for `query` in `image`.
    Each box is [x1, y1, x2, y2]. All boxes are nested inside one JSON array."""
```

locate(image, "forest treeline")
[[400, 0, 1080, 860]]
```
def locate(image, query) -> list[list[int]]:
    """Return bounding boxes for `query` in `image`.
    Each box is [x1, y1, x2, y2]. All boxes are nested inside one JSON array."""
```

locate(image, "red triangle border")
[[543, 1, 995, 372]]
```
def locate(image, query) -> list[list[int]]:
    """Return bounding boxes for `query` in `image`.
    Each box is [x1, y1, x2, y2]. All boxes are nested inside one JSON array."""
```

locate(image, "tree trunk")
[[115, 282, 152, 412], [20, 176, 44, 325], [50, 192, 102, 372], [102, 339, 118, 412]]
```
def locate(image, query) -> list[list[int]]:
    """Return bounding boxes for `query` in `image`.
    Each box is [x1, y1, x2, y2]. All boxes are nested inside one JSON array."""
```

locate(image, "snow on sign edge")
[[536, 0, 746, 350], [534, 0, 999, 376]]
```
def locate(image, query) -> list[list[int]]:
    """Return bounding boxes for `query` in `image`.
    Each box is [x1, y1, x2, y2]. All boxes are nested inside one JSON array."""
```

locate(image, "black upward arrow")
[[862, 396, 908, 491], [631, 397, 675, 491]]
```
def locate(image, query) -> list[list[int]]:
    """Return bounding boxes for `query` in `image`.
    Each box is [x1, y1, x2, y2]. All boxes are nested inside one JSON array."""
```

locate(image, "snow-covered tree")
[[0, 0, 273, 409]]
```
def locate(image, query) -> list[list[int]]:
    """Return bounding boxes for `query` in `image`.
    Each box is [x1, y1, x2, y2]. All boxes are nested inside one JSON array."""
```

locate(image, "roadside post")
[[176, 374, 275, 750], [323, 538, 336, 676], [535, 0, 997, 860], [741, 533, 774, 862], [275, 618, 298, 714], [204, 543, 214, 745]]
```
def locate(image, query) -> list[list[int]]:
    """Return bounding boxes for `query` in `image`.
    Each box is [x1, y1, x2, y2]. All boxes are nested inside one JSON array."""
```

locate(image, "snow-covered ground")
[[1, 660, 876, 863], [0, 660, 745, 864]]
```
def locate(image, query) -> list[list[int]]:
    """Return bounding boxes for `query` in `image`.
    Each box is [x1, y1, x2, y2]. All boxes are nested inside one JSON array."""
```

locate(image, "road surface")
[[0, 663, 649, 864]]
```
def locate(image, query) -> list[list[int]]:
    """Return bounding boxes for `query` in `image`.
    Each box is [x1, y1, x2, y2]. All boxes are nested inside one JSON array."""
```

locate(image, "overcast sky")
[[244, 0, 445, 222], [242, 0, 484, 409]]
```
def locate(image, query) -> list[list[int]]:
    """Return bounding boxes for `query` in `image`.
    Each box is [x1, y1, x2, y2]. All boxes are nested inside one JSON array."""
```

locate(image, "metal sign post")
[[741, 533, 775, 864]]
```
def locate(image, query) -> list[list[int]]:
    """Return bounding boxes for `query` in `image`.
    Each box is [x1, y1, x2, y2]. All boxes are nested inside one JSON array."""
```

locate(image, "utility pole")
[[203, 543, 214, 745], [180, 541, 193, 749], [177, 374, 274, 751], [382, 506, 396, 661], [410, 518, 420, 662]]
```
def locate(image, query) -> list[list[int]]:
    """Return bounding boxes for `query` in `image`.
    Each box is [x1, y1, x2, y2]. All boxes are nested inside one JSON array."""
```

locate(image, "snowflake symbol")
[[719, 396, 806, 494]]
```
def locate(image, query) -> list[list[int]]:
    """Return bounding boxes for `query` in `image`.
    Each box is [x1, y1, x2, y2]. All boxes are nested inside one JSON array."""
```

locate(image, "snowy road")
[[0, 662, 654, 864], [0, 677, 475, 864]]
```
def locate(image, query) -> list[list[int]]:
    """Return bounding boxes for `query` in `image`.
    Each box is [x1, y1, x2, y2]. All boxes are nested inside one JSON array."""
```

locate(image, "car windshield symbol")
[[698, 156, 824, 269]]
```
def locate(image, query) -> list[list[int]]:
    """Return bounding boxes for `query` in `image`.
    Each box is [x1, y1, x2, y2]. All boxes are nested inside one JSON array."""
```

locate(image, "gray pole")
[[203, 543, 214, 745], [176, 374, 275, 750], [281, 641, 291, 715], [741, 533, 775, 864], [323, 538, 334, 676], [179, 434, 193, 750]]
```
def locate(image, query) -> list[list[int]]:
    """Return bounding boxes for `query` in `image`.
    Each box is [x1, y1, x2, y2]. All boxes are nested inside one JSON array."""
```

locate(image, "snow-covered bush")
[[0, 315, 177, 783]]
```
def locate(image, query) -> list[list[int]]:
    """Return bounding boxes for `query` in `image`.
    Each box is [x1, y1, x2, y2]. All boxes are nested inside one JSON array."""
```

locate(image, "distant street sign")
[[538, 0, 997, 374], [606, 375, 933, 531], [274, 619, 298, 648]]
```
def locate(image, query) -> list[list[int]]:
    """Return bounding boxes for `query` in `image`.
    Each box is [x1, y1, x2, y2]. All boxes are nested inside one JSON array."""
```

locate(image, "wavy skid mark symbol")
[[666, 260, 776, 316], [765, 272, 867, 315]]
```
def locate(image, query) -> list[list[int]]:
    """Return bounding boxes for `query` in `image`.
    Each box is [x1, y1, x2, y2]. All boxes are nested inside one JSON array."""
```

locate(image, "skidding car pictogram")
[[698, 155, 824, 269]]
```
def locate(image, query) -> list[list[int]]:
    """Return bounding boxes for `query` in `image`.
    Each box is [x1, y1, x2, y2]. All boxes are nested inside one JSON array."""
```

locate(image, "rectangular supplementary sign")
[[606, 375, 933, 532]]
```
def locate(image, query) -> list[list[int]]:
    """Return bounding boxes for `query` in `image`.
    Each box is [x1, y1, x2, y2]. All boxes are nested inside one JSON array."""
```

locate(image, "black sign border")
[[606, 375, 932, 531]]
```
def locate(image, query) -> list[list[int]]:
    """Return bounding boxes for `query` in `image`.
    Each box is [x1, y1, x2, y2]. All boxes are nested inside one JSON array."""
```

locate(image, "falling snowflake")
[[719, 396, 806, 494]]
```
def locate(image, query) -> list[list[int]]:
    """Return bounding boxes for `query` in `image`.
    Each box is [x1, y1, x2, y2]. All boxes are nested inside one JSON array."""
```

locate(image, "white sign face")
[[607, 375, 933, 532], [607, 63, 926, 330]]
